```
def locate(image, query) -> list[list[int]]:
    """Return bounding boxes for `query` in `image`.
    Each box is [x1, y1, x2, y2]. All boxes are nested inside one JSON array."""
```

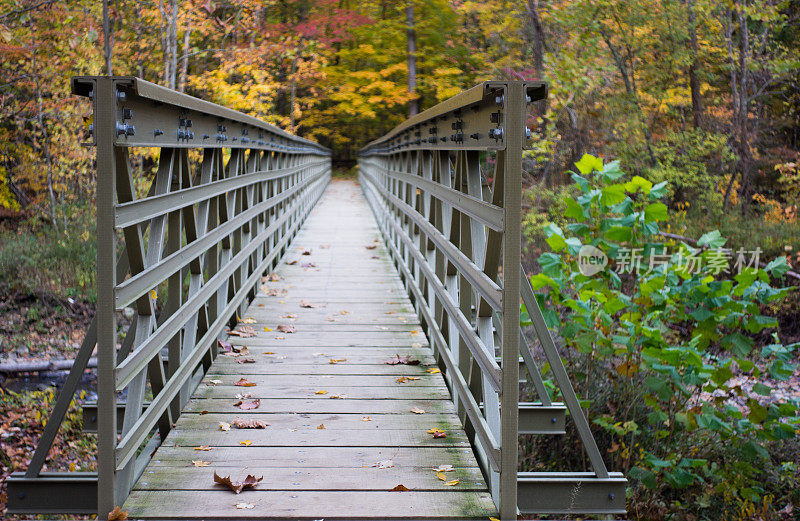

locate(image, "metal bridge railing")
[[7, 76, 331, 516], [358, 81, 626, 519]]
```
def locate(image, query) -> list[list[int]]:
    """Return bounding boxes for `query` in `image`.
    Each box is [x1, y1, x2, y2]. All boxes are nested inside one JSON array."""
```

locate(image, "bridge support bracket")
[[517, 471, 627, 515], [5, 472, 98, 514]]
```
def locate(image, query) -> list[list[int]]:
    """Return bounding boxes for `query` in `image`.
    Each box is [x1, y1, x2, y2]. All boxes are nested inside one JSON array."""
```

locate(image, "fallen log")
[[0, 357, 98, 374]]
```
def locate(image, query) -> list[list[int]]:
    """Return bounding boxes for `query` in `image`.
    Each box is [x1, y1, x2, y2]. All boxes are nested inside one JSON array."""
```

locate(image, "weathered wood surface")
[[123, 180, 495, 519]]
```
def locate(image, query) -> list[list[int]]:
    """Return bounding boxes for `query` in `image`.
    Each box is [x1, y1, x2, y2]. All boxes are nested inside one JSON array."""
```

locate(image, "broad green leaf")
[[697, 229, 726, 248], [605, 226, 632, 242], [764, 256, 790, 277], [575, 154, 604, 175], [564, 197, 586, 220], [644, 202, 668, 222], [625, 175, 653, 194], [600, 184, 627, 206], [752, 382, 772, 396], [650, 181, 668, 198]]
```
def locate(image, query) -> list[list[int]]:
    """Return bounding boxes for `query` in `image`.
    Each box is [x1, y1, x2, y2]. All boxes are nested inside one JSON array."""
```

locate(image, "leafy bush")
[[529, 154, 799, 518]]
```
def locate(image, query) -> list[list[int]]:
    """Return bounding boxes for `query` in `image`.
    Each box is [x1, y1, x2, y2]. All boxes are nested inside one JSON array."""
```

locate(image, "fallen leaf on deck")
[[233, 417, 268, 429], [108, 506, 128, 520], [267, 288, 287, 297], [372, 460, 394, 469], [366, 245, 377, 250], [275, 335, 286, 340], [444, 479, 460, 486], [384, 354, 421, 365], [228, 326, 257, 338], [234, 392, 253, 399], [241, 317, 256, 324], [194, 445, 213, 451], [317, 423, 326, 429], [200, 410, 210, 415], [287, 259, 298, 265], [213, 471, 263, 494], [412, 342, 423, 348], [207, 379, 223, 386], [437, 471, 448, 481], [390, 484, 410, 491], [236, 358, 256, 364], [219, 422, 231, 431], [277, 324, 296, 333], [302, 249, 312, 255], [218, 339, 233, 352], [432, 464, 454, 472], [264, 351, 275, 354], [233, 399, 261, 410], [329, 358, 347, 364], [268, 273, 281, 281], [263, 327, 272, 332], [235, 378, 256, 387], [410, 407, 426, 414], [192, 460, 211, 467], [426, 367, 441, 374], [427, 428, 446, 438], [301, 262, 317, 268], [300, 300, 315, 308], [239, 440, 252, 446], [329, 394, 344, 399], [281, 313, 297, 319], [410, 330, 420, 334], [371, 255, 379, 259], [361, 416, 372, 422], [314, 352, 326, 356], [315, 390, 328, 395], [396, 376, 421, 383], [235, 503, 254, 509]]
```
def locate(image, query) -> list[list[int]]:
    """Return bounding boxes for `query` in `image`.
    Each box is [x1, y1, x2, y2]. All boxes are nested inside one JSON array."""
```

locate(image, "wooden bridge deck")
[[123, 180, 497, 519]]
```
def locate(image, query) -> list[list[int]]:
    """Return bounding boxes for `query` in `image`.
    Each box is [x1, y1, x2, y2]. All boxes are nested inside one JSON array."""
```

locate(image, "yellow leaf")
[[191, 460, 211, 467], [150, 289, 157, 300], [444, 479, 460, 486], [219, 422, 231, 431], [315, 390, 328, 395], [410, 407, 426, 414], [193, 445, 212, 451], [263, 327, 272, 332], [436, 472, 447, 481], [317, 423, 326, 429], [239, 440, 252, 446], [361, 416, 372, 422], [426, 367, 441, 374]]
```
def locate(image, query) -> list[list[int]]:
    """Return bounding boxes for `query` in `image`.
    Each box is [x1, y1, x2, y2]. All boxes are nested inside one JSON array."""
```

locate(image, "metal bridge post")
[[95, 76, 120, 517]]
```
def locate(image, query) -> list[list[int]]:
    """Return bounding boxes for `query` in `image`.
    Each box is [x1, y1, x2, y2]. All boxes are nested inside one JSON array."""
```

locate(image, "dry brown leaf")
[[372, 459, 394, 469], [234, 392, 253, 399], [108, 506, 128, 520], [207, 379, 223, 386], [427, 428, 446, 438], [235, 378, 257, 387], [200, 410, 210, 415], [218, 339, 233, 352], [277, 324, 296, 333], [390, 484, 410, 491], [213, 471, 263, 494], [240, 317, 256, 324], [384, 354, 421, 365], [300, 300, 315, 308], [228, 325, 257, 337], [317, 423, 326, 429], [194, 445, 212, 451], [410, 406, 426, 414], [268, 273, 281, 281], [366, 245, 377, 250], [286, 259, 298, 265], [236, 358, 256, 364], [232, 417, 268, 429], [302, 249, 312, 255], [233, 399, 261, 410], [192, 460, 211, 467], [329, 394, 344, 399]]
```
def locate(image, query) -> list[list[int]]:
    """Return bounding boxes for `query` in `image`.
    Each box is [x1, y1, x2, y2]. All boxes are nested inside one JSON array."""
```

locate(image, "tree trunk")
[[525, 0, 544, 79], [687, 0, 703, 128], [102, 0, 113, 75], [31, 32, 57, 230], [406, 1, 418, 116], [178, 17, 191, 92], [169, 0, 178, 89]]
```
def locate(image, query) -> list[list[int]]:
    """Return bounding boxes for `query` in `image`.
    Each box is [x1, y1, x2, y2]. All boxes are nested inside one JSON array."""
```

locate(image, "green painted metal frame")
[[358, 80, 626, 518], [6, 76, 331, 516]]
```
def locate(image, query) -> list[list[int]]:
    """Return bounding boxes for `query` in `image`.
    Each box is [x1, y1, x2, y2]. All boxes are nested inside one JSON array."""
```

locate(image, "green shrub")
[[529, 154, 799, 517]]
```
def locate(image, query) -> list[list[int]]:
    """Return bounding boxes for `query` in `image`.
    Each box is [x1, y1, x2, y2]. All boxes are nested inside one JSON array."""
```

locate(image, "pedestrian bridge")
[[7, 76, 625, 519]]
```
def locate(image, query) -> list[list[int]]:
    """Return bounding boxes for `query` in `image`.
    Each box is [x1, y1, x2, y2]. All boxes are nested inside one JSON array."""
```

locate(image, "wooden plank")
[[183, 398, 455, 414], [133, 466, 487, 491], [174, 413, 464, 430], [161, 429, 470, 448], [191, 384, 450, 400], [205, 364, 434, 376], [123, 490, 496, 518], [198, 374, 443, 387]]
